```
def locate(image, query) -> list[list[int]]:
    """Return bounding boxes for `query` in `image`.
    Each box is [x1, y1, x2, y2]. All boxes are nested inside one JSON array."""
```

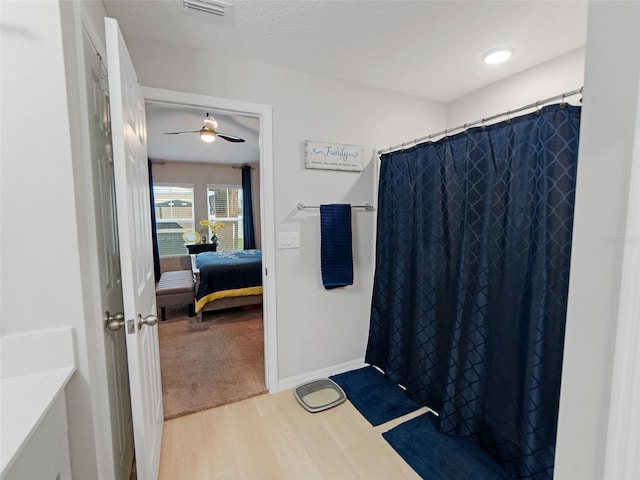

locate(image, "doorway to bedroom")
[[143, 90, 275, 420]]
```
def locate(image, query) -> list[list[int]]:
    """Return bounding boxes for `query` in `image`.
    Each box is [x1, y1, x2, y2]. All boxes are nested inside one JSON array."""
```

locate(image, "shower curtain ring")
[[505, 110, 512, 124], [481, 119, 487, 131], [535, 101, 542, 115], [560, 93, 567, 109]]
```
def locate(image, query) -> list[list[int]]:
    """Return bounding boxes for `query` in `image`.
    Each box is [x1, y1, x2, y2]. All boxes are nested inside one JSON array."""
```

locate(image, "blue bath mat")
[[329, 366, 421, 426], [383, 412, 512, 479]]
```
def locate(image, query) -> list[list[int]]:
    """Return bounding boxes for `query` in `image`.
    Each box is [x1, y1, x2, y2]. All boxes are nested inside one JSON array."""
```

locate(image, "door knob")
[[105, 311, 125, 331], [138, 313, 159, 330]]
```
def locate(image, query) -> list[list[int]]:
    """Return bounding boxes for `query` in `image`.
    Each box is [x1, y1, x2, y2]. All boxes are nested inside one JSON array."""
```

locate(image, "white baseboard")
[[275, 358, 367, 393]]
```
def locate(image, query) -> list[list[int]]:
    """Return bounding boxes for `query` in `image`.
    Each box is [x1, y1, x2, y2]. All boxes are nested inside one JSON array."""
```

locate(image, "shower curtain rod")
[[378, 86, 583, 155]]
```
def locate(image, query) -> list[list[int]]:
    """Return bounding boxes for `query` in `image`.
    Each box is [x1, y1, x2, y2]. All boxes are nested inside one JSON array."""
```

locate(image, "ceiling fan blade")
[[163, 130, 200, 135], [216, 132, 246, 143]]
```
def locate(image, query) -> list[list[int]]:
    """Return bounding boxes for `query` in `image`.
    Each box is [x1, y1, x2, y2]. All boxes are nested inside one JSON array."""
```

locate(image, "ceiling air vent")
[[183, 0, 230, 17]]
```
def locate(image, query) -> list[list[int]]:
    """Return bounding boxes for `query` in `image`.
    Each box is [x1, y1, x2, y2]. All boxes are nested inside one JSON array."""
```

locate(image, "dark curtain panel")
[[242, 165, 256, 250], [366, 104, 581, 479], [148, 159, 161, 282]]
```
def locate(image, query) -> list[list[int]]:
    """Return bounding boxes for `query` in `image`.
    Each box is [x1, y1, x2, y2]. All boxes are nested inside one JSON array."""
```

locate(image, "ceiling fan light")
[[200, 128, 216, 143], [203, 114, 218, 129]]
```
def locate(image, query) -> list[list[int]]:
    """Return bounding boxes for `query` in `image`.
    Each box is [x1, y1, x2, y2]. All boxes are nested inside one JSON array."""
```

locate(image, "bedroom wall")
[[124, 36, 447, 383], [151, 160, 262, 273]]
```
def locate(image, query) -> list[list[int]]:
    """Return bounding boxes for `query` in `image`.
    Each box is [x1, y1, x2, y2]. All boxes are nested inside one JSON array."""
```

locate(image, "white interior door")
[[82, 24, 134, 480], [105, 17, 163, 480]]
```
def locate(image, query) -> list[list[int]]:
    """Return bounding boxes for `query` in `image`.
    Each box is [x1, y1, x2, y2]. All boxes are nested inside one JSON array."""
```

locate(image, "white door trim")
[[142, 86, 278, 391]]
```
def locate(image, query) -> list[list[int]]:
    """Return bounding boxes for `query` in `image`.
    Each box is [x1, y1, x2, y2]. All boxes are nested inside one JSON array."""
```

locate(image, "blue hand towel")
[[320, 204, 354, 289]]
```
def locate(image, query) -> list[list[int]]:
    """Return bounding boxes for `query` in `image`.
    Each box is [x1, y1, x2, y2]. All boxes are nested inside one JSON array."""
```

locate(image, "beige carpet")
[[158, 305, 267, 420]]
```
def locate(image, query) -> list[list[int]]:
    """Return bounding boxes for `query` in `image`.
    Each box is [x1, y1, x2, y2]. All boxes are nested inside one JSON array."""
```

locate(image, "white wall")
[[125, 37, 447, 381], [447, 47, 585, 128], [0, 4, 84, 330], [555, 2, 640, 478], [0, 1, 102, 478]]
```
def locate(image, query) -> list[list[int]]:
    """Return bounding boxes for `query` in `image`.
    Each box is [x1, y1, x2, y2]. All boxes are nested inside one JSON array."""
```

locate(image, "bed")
[[190, 249, 263, 321]]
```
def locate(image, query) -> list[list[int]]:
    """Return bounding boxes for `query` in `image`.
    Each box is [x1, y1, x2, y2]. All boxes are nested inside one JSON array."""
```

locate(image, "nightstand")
[[186, 243, 218, 254]]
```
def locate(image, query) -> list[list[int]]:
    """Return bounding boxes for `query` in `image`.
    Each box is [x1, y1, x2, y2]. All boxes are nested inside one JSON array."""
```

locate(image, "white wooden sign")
[[305, 140, 364, 172]]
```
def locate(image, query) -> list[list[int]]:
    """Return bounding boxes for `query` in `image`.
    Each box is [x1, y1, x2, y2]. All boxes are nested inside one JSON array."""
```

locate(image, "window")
[[207, 185, 243, 251], [153, 185, 194, 257]]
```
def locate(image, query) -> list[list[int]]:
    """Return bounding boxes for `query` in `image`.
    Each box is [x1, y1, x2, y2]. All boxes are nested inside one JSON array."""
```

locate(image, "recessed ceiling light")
[[483, 48, 512, 65]]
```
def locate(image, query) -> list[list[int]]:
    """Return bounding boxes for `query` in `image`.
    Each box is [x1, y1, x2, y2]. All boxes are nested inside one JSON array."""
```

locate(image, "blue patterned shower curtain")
[[366, 104, 581, 479]]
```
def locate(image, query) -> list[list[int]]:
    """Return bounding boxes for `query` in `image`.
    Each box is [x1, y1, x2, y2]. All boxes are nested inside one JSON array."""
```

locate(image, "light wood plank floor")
[[159, 389, 427, 479]]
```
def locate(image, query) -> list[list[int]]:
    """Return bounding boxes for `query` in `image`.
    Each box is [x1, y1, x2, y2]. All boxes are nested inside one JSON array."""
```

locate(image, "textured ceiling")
[[104, 0, 589, 164], [104, 0, 588, 103]]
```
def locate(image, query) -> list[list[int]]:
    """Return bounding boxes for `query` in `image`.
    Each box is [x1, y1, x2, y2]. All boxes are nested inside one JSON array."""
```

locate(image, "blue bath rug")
[[329, 366, 421, 426], [383, 412, 512, 480]]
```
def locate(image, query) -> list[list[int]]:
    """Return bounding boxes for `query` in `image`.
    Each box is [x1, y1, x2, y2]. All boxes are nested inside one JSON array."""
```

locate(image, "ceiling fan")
[[163, 113, 245, 143]]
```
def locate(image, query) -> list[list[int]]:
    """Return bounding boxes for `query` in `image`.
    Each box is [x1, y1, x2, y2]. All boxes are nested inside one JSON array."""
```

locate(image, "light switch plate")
[[279, 231, 300, 249]]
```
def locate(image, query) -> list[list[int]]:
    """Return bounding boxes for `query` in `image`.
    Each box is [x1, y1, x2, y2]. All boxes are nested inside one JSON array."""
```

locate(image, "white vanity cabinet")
[[1, 386, 71, 480], [1, 329, 75, 480]]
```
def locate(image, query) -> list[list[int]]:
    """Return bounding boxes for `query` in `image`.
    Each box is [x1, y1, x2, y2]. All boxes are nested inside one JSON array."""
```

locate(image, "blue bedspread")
[[195, 249, 262, 307]]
